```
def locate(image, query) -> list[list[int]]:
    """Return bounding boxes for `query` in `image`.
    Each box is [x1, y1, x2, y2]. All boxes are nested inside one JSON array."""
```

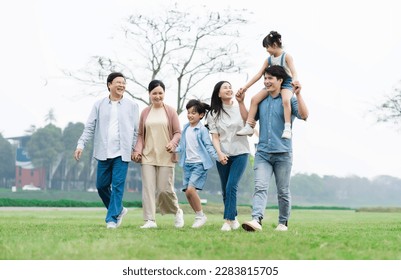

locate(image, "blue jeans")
[[96, 156, 128, 223], [216, 153, 249, 220], [252, 151, 292, 225]]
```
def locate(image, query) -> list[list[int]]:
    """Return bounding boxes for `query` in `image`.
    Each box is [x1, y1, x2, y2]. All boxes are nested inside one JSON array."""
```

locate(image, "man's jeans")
[[216, 153, 249, 220], [252, 151, 292, 225], [96, 156, 128, 223]]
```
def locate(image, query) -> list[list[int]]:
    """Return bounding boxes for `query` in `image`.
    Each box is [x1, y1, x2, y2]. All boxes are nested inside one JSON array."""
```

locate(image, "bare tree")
[[44, 108, 57, 124], [375, 80, 401, 125], [65, 4, 249, 114]]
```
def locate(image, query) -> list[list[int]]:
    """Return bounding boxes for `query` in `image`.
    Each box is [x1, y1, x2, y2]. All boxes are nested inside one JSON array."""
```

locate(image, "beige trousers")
[[141, 164, 180, 221]]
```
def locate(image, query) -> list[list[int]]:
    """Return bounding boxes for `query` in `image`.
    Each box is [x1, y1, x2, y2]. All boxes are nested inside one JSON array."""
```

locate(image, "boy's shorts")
[[182, 162, 207, 192]]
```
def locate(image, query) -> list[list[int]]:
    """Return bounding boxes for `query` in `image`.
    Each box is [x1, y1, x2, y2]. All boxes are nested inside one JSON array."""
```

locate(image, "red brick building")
[[9, 136, 46, 189]]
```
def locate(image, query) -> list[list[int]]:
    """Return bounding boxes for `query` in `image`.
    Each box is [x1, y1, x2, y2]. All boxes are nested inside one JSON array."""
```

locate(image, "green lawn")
[[1, 205, 400, 260]]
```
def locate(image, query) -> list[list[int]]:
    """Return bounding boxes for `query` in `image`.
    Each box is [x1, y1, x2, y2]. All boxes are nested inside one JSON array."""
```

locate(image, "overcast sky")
[[1, 0, 400, 179]]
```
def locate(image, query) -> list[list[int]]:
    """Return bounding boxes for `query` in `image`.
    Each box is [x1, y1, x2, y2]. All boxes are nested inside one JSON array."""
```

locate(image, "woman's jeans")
[[216, 153, 249, 220]]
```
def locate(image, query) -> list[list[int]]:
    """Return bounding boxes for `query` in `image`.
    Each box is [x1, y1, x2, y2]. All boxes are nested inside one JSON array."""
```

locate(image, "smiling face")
[[265, 43, 280, 57], [263, 73, 282, 95], [186, 106, 204, 127], [149, 85, 165, 107], [218, 82, 233, 104], [108, 77, 126, 100]]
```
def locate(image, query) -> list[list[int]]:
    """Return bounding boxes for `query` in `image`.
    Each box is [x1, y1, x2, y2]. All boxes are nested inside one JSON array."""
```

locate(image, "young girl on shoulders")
[[236, 31, 299, 139]]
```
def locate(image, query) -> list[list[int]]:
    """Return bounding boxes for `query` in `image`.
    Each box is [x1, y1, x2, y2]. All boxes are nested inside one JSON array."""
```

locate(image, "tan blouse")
[[141, 107, 174, 167]]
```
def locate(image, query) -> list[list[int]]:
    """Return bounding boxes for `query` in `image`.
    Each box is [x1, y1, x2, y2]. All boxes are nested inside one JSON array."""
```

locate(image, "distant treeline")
[[288, 173, 401, 208], [1, 172, 401, 208]]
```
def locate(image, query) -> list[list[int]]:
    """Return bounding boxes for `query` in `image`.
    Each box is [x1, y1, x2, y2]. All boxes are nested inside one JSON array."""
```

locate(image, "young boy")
[[169, 99, 218, 228]]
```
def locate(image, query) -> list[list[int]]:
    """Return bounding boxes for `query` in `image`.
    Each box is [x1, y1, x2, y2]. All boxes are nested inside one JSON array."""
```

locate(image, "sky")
[[1, 0, 401, 179]]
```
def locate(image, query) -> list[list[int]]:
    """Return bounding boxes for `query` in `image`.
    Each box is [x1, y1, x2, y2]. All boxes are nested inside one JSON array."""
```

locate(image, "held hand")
[[292, 81, 301, 95], [236, 87, 247, 98], [165, 143, 175, 153], [235, 91, 245, 103], [74, 149, 82, 161], [133, 152, 142, 163], [218, 152, 228, 165]]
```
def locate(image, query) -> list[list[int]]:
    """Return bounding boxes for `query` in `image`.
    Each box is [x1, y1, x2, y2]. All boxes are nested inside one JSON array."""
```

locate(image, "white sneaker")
[[236, 123, 254, 136], [231, 219, 240, 230], [221, 222, 231, 231], [140, 220, 157, 229], [242, 219, 262, 231], [192, 215, 207, 228], [281, 129, 292, 139], [275, 224, 288, 231], [106, 222, 117, 229], [116, 207, 128, 228], [175, 209, 184, 228]]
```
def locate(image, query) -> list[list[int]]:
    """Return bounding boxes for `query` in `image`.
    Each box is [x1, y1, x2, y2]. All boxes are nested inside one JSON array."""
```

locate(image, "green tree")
[[0, 133, 15, 187], [62, 122, 93, 190], [27, 124, 64, 189], [66, 4, 249, 114]]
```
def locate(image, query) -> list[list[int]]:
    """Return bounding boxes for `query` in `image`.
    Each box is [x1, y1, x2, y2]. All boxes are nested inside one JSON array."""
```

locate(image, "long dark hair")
[[210, 81, 230, 119]]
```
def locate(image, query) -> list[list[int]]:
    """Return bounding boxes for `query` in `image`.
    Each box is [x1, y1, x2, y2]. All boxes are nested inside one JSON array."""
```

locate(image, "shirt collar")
[[108, 95, 123, 104]]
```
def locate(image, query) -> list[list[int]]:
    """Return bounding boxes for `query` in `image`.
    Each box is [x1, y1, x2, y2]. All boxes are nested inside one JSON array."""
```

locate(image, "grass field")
[[1, 205, 401, 260]]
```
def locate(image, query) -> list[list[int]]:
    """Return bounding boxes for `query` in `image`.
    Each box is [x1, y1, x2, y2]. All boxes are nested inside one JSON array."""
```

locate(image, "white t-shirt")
[[107, 100, 121, 158], [206, 101, 250, 156], [185, 126, 202, 163]]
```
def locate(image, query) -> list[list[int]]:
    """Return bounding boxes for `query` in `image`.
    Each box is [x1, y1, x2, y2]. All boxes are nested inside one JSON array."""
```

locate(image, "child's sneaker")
[[192, 215, 207, 228], [236, 123, 254, 136], [281, 129, 292, 139]]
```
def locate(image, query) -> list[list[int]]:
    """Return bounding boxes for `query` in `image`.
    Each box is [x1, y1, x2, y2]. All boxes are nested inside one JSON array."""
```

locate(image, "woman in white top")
[[206, 81, 251, 231]]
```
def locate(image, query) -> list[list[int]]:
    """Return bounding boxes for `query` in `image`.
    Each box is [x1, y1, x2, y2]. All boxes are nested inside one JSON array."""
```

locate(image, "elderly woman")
[[133, 80, 184, 229]]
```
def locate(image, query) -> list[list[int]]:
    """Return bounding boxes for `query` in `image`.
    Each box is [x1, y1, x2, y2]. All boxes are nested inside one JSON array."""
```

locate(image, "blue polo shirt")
[[255, 93, 302, 153]]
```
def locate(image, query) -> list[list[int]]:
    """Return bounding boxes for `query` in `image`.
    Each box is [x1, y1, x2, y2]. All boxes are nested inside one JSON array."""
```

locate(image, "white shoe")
[[236, 123, 254, 136], [231, 219, 240, 230], [116, 207, 128, 228], [106, 222, 117, 229], [175, 209, 184, 228], [221, 222, 232, 231], [275, 224, 288, 231], [192, 215, 207, 228], [140, 220, 157, 229], [242, 219, 262, 231], [281, 129, 292, 139]]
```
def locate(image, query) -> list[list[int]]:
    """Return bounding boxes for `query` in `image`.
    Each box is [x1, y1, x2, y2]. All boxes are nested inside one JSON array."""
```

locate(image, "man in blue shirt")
[[74, 72, 139, 229], [242, 65, 309, 232]]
